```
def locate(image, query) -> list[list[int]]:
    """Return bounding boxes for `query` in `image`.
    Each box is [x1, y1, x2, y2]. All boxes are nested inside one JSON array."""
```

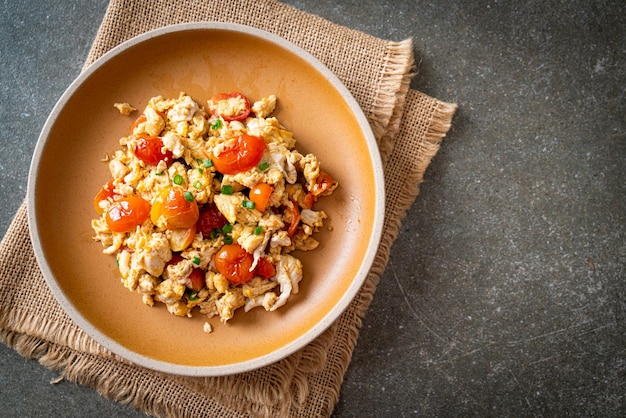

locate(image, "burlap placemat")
[[0, 0, 456, 416]]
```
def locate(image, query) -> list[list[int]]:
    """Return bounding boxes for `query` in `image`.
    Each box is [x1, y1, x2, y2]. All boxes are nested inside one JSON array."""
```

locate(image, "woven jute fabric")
[[0, 0, 456, 416]]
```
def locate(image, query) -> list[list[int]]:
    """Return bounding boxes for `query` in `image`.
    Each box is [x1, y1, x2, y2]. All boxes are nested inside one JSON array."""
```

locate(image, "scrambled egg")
[[92, 92, 337, 330]]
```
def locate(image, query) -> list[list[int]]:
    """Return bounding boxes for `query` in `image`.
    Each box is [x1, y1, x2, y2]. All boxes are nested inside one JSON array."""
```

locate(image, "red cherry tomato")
[[105, 196, 151, 233], [213, 244, 255, 284], [210, 92, 251, 122], [310, 171, 335, 196], [93, 180, 116, 214], [286, 203, 301, 237], [255, 257, 276, 279], [197, 204, 229, 237], [249, 183, 273, 212], [129, 114, 146, 133], [187, 268, 205, 292], [150, 187, 199, 229], [134, 135, 173, 166], [212, 134, 265, 175]]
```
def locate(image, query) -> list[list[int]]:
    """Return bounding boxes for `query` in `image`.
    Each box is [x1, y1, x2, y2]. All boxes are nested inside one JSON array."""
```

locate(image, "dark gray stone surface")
[[1, 1, 624, 416]]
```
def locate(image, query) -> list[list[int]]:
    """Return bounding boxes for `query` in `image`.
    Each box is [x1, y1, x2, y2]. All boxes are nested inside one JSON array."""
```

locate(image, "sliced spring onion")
[[258, 161, 269, 171], [210, 119, 222, 130], [204, 159, 213, 168], [192, 256, 201, 265], [242, 200, 255, 209], [193, 181, 203, 189], [221, 185, 233, 195], [183, 191, 194, 202], [223, 235, 234, 245], [222, 223, 233, 234], [254, 225, 263, 235], [173, 174, 183, 185], [187, 291, 198, 301]]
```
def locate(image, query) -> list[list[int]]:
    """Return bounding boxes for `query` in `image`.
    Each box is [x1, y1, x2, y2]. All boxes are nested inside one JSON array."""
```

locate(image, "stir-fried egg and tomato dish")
[[91, 92, 337, 332]]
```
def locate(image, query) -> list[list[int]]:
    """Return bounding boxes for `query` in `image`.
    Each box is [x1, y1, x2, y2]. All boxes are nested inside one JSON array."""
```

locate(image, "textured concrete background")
[[1, 1, 624, 416]]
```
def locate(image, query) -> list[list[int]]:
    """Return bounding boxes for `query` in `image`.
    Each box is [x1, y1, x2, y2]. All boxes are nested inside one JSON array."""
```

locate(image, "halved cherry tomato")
[[302, 192, 315, 210], [105, 196, 151, 233], [129, 114, 146, 133], [249, 183, 273, 212], [134, 135, 173, 166], [309, 171, 335, 196], [210, 92, 251, 122], [187, 268, 205, 292], [150, 187, 199, 229], [93, 180, 117, 214], [196, 204, 228, 237], [255, 257, 276, 279], [169, 223, 197, 251], [212, 134, 265, 175], [213, 244, 255, 284], [286, 202, 301, 237]]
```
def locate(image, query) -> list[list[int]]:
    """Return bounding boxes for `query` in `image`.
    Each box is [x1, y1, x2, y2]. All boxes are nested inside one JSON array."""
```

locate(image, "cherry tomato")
[[212, 134, 265, 175], [105, 196, 151, 233], [309, 171, 335, 196], [213, 244, 255, 284], [169, 224, 197, 251], [255, 257, 276, 279], [134, 135, 173, 166], [197, 204, 228, 237], [165, 253, 185, 269], [302, 192, 315, 209], [249, 183, 273, 212], [129, 114, 146, 133], [93, 180, 116, 214], [210, 92, 251, 122], [286, 203, 301, 237], [187, 268, 205, 292], [150, 187, 199, 229]]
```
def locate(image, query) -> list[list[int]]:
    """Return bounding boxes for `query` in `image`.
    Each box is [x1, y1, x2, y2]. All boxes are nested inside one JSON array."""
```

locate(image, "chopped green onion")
[[183, 191, 194, 202], [155, 171, 164, 176], [193, 181, 203, 189], [197, 167, 203, 175], [204, 159, 213, 168], [192, 256, 201, 265], [223, 235, 234, 245], [196, 158, 202, 166], [215, 172, 224, 181], [221, 185, 233, 195], [222, 224, 233, 234], [210, 119, 222, 130], [210, 227, 220, 240], [242, 200, 256, 209], [115, 258, 119, 267], [254, 225, 263, 235], [173, 174, 183, 185], [188, 292, 198, 301], [258, 161, 269, 171]]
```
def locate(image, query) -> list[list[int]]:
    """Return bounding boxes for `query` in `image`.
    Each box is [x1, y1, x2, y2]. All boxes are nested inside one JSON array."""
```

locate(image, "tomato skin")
[[211, 92, 251, 122], [255, 257, 276, 279], [93, 181, 117, 214], [105, 196, 151, 233], [187, 268, 205, 292], [286, 202, 301, 237], [309, 171, 335, 196], [134, 135, 173, 166], [213, 134, 265, 174], [249, 183, 273, 212], [150, 187, 199, 229], [213, 244, 255, 284], [169, 224, 197, 251], [197, 204, 228, 237]]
